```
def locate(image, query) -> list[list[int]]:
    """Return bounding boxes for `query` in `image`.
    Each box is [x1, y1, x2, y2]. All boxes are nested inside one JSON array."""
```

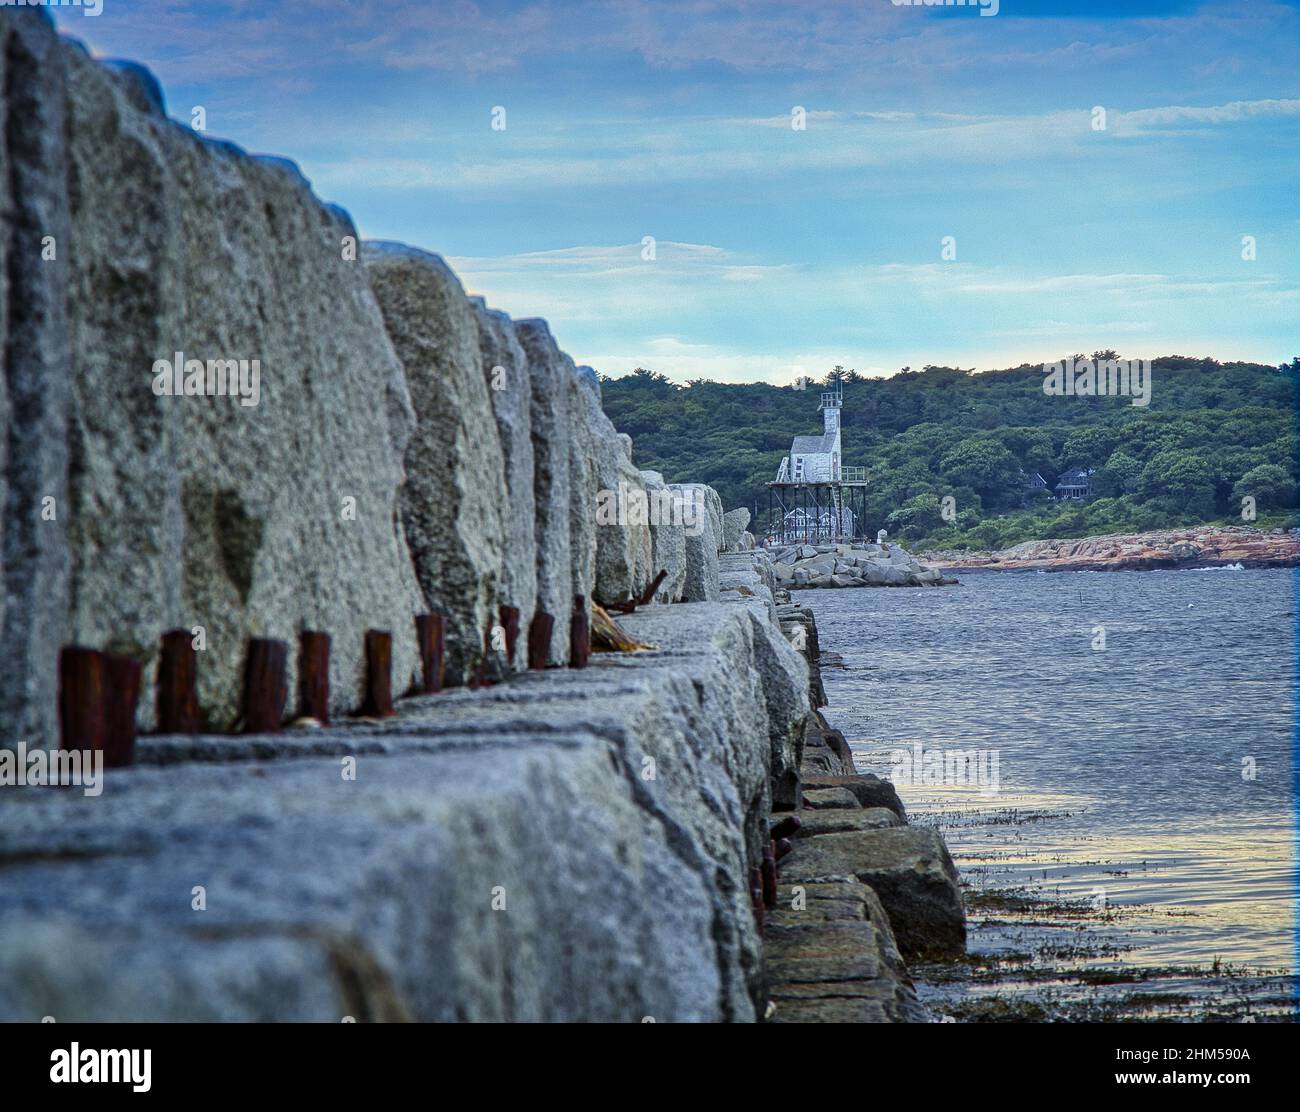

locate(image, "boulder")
[[0, 8, 72, 751], [780, 828, 965, 958], [565, 360, 599, 620], [48, 39, 428, 731], [792, 808, 903, 837], [516, 320, 572, 664], [640, 471, 686, 602], [670, 484, 720, 602], [580, 378, 652, 607], [802, 787, 861, 810], [722, 508, 750, 552], [471, 301, 537, 670], [801, 775, 906, 819], [366, 243, 507, 686]]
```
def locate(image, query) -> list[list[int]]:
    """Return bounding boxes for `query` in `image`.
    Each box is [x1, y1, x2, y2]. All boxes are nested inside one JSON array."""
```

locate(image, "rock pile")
[[767, 542, 955, 589]]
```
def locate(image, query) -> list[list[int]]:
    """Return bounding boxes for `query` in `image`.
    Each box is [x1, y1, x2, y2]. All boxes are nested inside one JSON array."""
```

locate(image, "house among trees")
[[1055, 467, 1094, 501], [1022, 470, 1049, 506]]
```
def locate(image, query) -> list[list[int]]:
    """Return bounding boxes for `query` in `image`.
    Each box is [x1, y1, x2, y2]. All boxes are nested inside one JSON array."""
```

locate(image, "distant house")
[[1022, 471, 1049, 501], [1055, 467, 1094, 501]]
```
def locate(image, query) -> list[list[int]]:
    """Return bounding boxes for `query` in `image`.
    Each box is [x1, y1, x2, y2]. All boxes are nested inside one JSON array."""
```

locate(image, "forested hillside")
[[602, 356, 1299, 551]]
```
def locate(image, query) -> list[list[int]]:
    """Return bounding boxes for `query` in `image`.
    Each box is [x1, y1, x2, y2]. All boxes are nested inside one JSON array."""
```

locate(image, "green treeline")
[[601, 355, 1299, 551]]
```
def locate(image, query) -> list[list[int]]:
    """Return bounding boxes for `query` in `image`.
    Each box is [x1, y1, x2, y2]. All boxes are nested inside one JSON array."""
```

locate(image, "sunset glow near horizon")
[[56, 0, 1300, 384]]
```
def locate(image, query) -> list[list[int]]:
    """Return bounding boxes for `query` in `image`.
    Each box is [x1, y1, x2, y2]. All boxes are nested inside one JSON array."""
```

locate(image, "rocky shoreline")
[[920, 525, 1299, 573], [768, 542, 958, 590]]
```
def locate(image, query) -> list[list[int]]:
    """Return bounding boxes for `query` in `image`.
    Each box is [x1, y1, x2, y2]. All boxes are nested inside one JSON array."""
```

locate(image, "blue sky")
[[56, 0, 1300, 383]]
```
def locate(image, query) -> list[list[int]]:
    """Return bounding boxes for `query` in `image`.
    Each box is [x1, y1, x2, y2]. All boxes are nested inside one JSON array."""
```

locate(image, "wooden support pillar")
[[298, 631, 331, 724], [242, 638, 288, 733]]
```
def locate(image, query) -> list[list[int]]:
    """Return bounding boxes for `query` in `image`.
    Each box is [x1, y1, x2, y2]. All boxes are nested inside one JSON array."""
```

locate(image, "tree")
[[1232, 464, 1296, 513], [939, 438, 1022, 509], [1139, 449, 1217, 518]]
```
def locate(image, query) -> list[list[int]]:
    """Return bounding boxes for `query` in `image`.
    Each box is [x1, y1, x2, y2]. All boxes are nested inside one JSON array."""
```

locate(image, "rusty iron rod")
[[498, 604, 521, 667], [242, 638, 288, 733], [361, 629, 394, 717], [298, 631, 331, 724], [528, 611, 554, 670], [569, 595, 590, 670], [414, 613, 446, 695], [156, 628, 199, 734], [102, 653, 142, 768], [59, 646, 106, 755]]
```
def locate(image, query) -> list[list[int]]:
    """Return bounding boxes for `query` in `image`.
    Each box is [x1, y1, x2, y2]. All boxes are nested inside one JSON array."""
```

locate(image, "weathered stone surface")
[[50, 44, 428, 731], [670, 484, 720, 602], [566, 360, 598, 621], [802, 774, 905, 818], [471, 300, 536, 670], [781, 828, 965, 958], [0, 9, 72, 752], [792, 808, 903, 837], [0, 597, 798, 1022], [517, 320, 572, 665], [765, 878, 927, 1023], [366, 243, 506, 686], [802, 787, 861, 810], [579, 375, 652, 607], [722, 508, 750, 552], [640, 471, 686, 602]]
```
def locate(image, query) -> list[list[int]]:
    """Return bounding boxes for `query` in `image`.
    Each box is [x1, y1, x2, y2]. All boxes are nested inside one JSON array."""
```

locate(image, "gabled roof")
[[1057, 467, 1093, 485], [790, 433, 838, 455]]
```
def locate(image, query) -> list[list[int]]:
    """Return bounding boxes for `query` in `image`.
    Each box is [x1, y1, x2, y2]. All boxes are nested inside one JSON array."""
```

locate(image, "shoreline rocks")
[[765, 541, 956, 589], [921, 525, 1300, 574]]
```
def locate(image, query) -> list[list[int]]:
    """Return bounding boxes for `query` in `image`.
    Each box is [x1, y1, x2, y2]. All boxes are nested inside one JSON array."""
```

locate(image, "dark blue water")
[[803, 567, 1296, 1019]]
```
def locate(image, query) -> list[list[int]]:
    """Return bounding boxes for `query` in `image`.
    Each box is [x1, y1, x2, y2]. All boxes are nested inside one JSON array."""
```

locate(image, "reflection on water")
[[803, 566, 1296, 1020]]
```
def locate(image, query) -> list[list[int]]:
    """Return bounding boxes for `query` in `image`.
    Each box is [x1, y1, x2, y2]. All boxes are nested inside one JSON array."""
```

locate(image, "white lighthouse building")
[[775, 379, 842, 484], [767, 374, 863, 545]]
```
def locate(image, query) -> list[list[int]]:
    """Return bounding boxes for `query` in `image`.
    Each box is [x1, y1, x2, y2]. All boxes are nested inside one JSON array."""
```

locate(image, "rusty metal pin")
[[774, 837, 794, 862], [569, 595, 590, 670], [498, 604, 521, 666], [242, 638, 288, 733], [361, 629, 394, 717], [414, 613, 445, 695], [298, 631, 331, 724], [59, 646, 106, 755], [528, 611, 554, 670], [102, 653, 142, 768], [156, 628, 199, 733]]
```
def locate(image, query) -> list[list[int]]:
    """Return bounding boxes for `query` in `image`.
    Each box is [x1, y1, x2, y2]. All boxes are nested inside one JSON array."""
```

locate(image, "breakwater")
[[0, 9, 964, 1022]]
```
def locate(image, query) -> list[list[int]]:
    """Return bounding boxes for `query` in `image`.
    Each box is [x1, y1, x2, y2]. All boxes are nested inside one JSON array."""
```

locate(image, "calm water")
[[803, 567, 1297, 1021]]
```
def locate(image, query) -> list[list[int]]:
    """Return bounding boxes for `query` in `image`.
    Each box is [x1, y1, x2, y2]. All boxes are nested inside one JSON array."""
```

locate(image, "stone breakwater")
[[769, 542, 956, 589], [921, 526, 1300, 574], [0, 10, 963, 1022]]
